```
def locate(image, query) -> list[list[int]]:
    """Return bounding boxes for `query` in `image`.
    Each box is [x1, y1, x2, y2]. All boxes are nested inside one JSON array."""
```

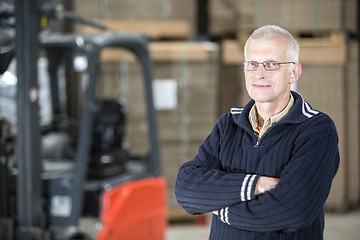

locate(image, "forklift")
[[0, 1, 167, 239]]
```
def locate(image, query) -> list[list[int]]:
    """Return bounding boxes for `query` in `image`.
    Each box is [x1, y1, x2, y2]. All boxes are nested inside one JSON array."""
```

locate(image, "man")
[[174, 25, 339, 239]]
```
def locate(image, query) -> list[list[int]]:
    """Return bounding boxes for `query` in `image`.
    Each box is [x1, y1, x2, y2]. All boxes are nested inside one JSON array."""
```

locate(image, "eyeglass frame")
[[243, 61, 296, 71]]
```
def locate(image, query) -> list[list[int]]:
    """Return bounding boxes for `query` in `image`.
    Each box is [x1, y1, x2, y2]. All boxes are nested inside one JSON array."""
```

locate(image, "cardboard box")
[[161, 139, 204, 217], [343, 0, 358, 33], [344, 40, 360, 208], [209, 0, 344, 36], [74, 0, 195, 38]]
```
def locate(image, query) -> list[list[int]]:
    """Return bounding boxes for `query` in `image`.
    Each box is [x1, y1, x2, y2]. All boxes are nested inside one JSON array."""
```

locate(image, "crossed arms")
[[174, 113, 339, 232]]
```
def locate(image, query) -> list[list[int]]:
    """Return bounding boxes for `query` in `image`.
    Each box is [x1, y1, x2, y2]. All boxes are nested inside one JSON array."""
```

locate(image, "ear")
[[289, 63, 302, 84]]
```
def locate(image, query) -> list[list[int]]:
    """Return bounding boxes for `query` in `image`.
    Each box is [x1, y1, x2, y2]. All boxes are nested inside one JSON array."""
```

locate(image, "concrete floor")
[[166, 209, 360, 240]]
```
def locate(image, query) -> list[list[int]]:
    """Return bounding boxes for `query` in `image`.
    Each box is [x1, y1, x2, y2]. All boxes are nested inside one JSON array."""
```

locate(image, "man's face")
[[244, 38, 294, 105]]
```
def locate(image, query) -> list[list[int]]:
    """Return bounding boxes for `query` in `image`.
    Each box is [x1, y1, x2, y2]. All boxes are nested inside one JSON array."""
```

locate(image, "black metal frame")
[[15, 1, 46, 239], [196, 0, 208, 37]]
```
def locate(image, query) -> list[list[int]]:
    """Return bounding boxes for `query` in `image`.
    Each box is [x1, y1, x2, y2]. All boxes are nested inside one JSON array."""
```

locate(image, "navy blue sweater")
[[174, 91, 340, 240]]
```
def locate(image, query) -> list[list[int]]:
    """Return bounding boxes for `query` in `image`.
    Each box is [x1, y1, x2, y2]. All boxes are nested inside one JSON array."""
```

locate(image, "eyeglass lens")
[[243, 61, 280, 71]]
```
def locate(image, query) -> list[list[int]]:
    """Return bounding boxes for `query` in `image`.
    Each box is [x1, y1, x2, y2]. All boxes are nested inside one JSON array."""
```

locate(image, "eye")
[[265, 61, 279, 69], [243, 61, 259, 71]]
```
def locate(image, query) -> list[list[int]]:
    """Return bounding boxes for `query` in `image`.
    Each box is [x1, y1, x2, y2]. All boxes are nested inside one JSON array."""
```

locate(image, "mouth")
[[253, 84, 270, 88]]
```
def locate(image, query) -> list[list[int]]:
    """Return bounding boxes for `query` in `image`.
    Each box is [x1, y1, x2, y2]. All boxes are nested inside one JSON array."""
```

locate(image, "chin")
[[249, 91, 272, 102]]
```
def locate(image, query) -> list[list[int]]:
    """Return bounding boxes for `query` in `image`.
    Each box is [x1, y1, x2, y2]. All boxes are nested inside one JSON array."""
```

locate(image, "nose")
[[255, 64, 267, 79]]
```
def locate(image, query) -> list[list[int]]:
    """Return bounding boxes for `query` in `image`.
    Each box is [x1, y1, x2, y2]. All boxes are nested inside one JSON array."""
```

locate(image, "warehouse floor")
[[166, 208, 360, 240]]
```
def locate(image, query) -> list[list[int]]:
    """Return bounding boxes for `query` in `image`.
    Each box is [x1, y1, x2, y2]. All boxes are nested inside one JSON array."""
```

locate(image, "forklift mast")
[[41, 33, 166, 240], [14, 1, 45, 238]]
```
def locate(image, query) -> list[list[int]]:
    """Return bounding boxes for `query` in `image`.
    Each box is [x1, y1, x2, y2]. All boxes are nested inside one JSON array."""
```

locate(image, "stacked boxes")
[[75, 0, 195, 23], [209, 0, 356, 36], [96, 42, 219, 219], [74, 0, 196, 39]]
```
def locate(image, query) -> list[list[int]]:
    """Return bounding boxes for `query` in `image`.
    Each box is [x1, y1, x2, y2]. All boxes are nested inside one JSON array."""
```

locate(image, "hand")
[[255, 176, 280, 195]]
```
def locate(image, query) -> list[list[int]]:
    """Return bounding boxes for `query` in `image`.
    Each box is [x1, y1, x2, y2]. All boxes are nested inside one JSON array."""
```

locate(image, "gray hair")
[[244, 25, 300, 63]]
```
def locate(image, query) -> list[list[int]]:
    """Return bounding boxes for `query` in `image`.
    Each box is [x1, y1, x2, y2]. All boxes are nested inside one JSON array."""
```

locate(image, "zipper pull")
[[254, 141, 259, 148]]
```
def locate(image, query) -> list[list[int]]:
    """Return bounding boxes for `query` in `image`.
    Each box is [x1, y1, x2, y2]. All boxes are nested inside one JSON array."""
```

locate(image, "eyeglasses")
[[243, 61, 295, 71]]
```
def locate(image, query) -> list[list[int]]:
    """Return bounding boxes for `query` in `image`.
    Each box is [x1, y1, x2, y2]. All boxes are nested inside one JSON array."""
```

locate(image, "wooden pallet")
[[79, 20, 190, 40]]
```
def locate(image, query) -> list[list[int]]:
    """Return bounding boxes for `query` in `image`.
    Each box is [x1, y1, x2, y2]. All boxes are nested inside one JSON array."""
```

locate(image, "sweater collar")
[[231, 91, 320, 128]]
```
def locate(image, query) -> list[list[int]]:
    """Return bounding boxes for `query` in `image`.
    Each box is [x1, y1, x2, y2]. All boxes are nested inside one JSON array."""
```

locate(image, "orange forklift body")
[[97, 177, 167, 240]]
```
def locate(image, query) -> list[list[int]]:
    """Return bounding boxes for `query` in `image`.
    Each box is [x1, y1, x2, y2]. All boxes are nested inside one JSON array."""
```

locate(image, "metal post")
[[15, 0, 44, 236], [196, 0, 208, 39], [357, 0, 360, 201]]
